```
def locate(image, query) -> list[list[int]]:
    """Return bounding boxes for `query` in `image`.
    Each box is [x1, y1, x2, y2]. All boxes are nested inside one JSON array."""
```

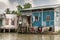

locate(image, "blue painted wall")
[[32, 10, 54, 27], [32, 12, 42, 27], [43, 10, 54, 26]]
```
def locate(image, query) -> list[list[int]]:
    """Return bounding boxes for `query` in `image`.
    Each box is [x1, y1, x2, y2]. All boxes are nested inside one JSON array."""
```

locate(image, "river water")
[[0, 33, 60, 40]]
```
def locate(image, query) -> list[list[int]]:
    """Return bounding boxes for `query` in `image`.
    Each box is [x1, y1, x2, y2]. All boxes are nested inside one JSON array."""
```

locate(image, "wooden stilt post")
[[9, 29, 10, 33], [27, 26, 28, 33], [4, 28, 5, 33]]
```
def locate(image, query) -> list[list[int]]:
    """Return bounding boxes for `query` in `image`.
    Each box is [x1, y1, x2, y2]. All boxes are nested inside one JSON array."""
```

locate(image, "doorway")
[[27, 16, 31, 26]]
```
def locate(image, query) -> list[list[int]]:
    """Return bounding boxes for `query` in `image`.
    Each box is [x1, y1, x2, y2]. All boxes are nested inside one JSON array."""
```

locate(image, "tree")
[[16, 4, 23, 16], [12, 10, 17, 14], [5, 8, 10, 14], [16, 5, 23, 32], [24, 3, 32, 9], [16, 12, 22, 16], [17, 5, 23, 12]]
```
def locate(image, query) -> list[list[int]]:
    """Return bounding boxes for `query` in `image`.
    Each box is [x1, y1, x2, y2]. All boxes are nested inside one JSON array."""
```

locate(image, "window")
[[5, 18, 9, 25], [46, 15, 50, 21], [33, 16, 39, 22], [11, 18, 15, 25], [35, 16, 39, 21]]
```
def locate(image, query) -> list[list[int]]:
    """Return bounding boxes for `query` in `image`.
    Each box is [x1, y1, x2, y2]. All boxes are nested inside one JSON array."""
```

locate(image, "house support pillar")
[[9, 29, 10, 32], [3, 29, 5, 33]]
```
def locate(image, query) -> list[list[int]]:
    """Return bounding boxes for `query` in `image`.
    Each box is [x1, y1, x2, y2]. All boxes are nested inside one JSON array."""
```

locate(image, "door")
[[27, 16, 31, 26]]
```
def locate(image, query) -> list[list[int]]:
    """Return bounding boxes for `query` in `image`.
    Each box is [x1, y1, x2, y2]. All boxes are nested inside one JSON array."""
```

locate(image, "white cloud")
[[0, 0, 18, 13], [33, 0, 60, 7], [9, 2, 18, 10], [23, 0, 60, 7], [0, 0, 10, 7], [0, 0, 11, 13], [24, 0, 35, 7], [0, 0, 60, 13]]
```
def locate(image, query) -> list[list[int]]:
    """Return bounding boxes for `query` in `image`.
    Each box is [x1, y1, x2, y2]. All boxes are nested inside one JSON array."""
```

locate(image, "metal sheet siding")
[[43, 10, 54, 26], [32, 10, 54, 27], [32, 12, 42, 27]]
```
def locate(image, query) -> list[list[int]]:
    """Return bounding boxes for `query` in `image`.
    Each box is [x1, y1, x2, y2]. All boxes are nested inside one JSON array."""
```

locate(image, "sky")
[[0, 0, 60, 13]]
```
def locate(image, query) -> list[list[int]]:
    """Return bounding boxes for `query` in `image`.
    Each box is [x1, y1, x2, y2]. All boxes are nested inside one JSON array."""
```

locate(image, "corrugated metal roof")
[[21, 4, 60, 11]]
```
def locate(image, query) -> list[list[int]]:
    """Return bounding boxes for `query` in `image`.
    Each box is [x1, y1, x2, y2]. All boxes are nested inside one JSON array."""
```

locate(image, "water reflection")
[[0, 33, 60, 40]]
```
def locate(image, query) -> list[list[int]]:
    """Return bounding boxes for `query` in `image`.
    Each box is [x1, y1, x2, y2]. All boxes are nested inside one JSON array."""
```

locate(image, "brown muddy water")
[[0, 33, 60, 40]]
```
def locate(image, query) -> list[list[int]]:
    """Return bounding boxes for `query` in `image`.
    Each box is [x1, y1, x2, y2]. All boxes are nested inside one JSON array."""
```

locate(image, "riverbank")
[[17, 32, 59, 35], [0, 33, 59, 40]]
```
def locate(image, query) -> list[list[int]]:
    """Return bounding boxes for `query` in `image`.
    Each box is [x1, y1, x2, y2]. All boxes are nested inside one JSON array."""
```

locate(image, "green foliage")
[[5, 8, 10, 14], [12, 10, 17, 14], [16, 4, 23, 16], [17, 5, 23, 12], [24, 3, 32, 9], [5, 3, 32, 16], [17, 13, 22, 16], [11, 10, 22, 16]]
